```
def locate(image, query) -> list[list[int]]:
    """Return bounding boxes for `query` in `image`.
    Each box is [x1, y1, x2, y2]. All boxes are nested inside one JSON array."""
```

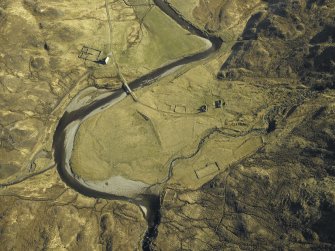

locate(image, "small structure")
[[104, 56, 110, 65], [215, 100, 224, 108], [199, 105, 208, 113]]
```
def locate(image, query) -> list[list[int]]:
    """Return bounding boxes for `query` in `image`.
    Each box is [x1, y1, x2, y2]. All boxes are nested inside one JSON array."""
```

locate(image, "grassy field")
[[113, 4, 209, 73], [71, 52, 267, 187]]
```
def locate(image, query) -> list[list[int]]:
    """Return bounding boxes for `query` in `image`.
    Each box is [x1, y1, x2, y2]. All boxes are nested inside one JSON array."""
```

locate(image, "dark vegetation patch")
[[217, 0, 335, 91]]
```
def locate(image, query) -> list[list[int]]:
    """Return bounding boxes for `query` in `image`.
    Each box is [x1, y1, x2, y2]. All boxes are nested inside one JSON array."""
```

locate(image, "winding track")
[[53, 0, 223, 248]]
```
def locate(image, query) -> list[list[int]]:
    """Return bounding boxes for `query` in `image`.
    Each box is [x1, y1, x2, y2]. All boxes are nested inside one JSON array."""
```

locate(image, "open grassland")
[[113, 4, 209, 74], [71, 49, 268, 187]]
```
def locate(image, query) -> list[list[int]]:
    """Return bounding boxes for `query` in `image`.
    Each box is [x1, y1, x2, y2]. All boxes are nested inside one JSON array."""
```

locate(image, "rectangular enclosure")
[[195, 162, 220, 179], [78, 46, 102, 62], [123, 0, 154, 6]]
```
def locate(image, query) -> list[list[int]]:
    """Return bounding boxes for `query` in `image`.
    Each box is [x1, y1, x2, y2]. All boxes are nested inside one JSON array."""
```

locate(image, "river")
[[52, 0, 223, 249]]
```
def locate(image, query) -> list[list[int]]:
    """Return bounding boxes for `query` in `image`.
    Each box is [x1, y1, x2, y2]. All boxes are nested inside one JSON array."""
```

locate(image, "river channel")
[[52, 0, 223, 249]]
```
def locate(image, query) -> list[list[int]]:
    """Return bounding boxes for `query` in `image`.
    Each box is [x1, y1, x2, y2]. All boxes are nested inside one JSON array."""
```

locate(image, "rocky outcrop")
[[217, 0, 335, 90], [156, 95, 335, 250]]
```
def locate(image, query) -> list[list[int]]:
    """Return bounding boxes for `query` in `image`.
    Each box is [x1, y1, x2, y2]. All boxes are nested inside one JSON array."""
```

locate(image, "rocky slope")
[[153, 0, 335, 250], [217, 0, 335, 89], [156, 93, 335, 250]]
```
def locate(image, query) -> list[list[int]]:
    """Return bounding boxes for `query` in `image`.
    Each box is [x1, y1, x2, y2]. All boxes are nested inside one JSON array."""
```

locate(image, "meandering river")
[[52, 0, 223, 249]]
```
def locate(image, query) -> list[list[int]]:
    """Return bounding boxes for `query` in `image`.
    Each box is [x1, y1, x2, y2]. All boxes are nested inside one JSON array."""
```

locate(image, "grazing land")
[[0, 0, 334, 250]]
